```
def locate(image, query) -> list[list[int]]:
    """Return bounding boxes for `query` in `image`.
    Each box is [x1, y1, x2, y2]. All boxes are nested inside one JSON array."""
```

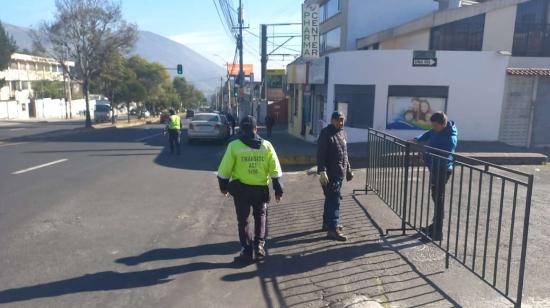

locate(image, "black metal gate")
[[355, 128, 534, 308]]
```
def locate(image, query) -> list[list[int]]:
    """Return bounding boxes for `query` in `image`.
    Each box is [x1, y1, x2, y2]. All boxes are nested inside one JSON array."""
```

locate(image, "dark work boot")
[[327, 229, 347, 242], [420, 225, 443, 242], [234, 247, 253, 264]]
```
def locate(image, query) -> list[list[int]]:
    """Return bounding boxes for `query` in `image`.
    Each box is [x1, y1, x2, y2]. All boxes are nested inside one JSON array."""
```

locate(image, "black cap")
[[240, 115, 257, 131], [331, 111, 345, 120]]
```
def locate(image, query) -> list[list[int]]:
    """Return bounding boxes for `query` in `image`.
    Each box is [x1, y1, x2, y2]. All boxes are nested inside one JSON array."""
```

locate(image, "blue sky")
[[0, 0, 303, 76]]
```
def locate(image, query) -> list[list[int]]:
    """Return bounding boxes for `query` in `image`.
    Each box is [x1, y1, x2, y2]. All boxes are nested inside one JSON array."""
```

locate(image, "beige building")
[[0, 53, 75, 119]]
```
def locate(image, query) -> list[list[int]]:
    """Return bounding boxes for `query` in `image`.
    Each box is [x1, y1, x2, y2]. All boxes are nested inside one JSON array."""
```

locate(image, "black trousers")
[[230, 182, 269, 251], [168, 130, 181, 154], [429, 169, 452, 235]]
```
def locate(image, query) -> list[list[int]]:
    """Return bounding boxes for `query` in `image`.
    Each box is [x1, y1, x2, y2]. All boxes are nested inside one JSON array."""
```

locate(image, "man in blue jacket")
[[413, 112, 458, 241]]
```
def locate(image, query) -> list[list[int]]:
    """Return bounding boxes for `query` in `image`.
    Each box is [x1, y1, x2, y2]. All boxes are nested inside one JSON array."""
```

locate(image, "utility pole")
[[261, 24, 267, 101], [219, 76, 223, 112], [237, 0, 244, 119]]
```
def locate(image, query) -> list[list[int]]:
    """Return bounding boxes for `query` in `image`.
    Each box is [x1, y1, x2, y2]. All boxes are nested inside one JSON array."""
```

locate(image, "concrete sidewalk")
[[261, 126, 547, 166], [253, 169, 515, 307]]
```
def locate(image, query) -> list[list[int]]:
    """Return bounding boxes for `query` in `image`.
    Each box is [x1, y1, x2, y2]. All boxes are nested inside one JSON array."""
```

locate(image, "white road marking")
[[135, 133, 163, 142], [12, 159, 68, 175], [9, 128, 26, 131], [0, 142, 28, 147]]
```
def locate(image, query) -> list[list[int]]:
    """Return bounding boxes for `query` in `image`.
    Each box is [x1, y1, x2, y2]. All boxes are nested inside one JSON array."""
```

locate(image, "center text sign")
[[302, 3, 320, 58]]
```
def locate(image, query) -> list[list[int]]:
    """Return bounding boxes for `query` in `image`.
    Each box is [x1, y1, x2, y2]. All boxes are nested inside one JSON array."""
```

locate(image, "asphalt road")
[[0, 121, 261, 307], [0, 121, 548, 308]]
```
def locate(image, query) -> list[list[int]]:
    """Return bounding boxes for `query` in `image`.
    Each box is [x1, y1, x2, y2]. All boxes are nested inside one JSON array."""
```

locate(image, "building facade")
[[289, 0, 550, 148], [0, 53, 75, 120]]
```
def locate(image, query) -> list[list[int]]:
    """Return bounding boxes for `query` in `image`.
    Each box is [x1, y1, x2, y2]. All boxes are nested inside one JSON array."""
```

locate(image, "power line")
[[245, 29, 301, 54], [212, 0, 235, 41]]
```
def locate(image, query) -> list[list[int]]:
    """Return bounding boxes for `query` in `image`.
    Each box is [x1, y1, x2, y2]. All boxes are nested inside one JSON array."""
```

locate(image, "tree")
[[118, 67, 146, 122], [92, 50, 127, 123], [33, 80, 65, 99], [173, 76, 205, 110], [0, 21, 17, 88], [33, 0, 137, 128]]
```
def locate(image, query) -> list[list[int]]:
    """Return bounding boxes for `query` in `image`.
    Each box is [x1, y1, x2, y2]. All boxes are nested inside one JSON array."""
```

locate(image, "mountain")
[[3, 23, 224, 93]]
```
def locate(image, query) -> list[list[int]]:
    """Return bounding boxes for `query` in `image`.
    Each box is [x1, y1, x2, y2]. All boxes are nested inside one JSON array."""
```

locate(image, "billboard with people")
[[386, 96, 447, 130]]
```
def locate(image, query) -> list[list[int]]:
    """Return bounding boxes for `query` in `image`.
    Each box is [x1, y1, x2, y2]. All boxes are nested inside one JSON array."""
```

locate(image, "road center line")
[[135, 133, 163, 142], [12, 159, 69, 175], [0, 142, 28, 148]]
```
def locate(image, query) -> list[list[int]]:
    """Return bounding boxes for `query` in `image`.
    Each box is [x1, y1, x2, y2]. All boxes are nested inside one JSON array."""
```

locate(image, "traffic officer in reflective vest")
[[217, 116, 283, 263], [165, 109, 182, 155]]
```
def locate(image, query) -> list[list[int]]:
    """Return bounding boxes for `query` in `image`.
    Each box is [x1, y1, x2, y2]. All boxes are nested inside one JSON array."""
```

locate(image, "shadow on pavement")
[[244, 196, 461, 308], [0, 241, 242, 304], [0, 196, 460, 307]]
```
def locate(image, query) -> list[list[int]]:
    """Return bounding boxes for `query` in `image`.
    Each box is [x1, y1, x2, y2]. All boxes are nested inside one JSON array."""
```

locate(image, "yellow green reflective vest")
[[217, 138, 283, 186], [168, 115, 181, 130]]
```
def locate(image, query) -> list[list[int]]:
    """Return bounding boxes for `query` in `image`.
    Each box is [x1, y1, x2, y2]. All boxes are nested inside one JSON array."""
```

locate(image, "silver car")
[[188, 113, 231, 143]]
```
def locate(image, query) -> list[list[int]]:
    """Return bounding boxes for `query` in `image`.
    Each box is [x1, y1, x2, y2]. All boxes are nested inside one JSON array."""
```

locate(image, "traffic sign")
[[413, 50, 437, 67]]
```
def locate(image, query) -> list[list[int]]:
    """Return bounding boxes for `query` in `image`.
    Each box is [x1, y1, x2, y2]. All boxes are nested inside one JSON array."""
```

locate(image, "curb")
[[92, 119, 160, 129], [278, 153, 547, 166]]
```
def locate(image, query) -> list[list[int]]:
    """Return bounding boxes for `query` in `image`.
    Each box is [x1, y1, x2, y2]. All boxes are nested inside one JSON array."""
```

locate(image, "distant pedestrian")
[[413, 111, 458, 241], [217, 116, 283, 263], [165, 109, 182, 155], [265, 114, 275, 137], [227, 113, 236, 135], [317, 111, 354, 242]]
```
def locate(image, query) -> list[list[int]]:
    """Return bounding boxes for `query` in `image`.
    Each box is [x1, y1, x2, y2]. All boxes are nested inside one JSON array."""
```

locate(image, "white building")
[[289, 0, 550, 148], [0, 52, 76, 120]]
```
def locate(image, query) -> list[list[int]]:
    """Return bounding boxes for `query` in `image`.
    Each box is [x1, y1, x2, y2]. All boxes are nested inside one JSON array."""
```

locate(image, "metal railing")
[[356, 128, 534, 308]]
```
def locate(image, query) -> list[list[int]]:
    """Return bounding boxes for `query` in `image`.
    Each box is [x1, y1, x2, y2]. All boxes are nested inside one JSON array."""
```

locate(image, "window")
[[10, 61, 18, 70], [193, 114, 219, 122], [320, 0, 339, 23], [95, 105, 110, 113], [321, 27, 341, 53], [267, 74, 283, 88], [430, 14, 485, 51], [512, 0, 550, 57], [334, 85, 375, 129]]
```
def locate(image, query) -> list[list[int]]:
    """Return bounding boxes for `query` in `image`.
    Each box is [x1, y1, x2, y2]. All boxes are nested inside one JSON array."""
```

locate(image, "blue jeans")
[[323, 179, 343, 230]]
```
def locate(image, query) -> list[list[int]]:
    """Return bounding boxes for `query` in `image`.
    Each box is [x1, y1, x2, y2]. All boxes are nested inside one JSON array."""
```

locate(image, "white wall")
[[325, 50, 510, 143], [0, 100, 28, 120], [347, 0, 438, 50], [482, 5, 517, 52]]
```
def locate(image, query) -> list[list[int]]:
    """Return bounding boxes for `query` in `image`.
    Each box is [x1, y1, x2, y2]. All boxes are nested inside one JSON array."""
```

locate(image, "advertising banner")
[[386, 96, 447, 130]]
